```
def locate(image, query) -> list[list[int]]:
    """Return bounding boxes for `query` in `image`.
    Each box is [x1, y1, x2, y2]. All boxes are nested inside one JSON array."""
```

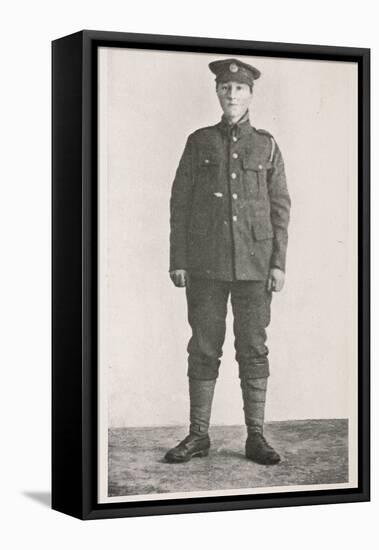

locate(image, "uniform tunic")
[[169, 113, 291, 281]]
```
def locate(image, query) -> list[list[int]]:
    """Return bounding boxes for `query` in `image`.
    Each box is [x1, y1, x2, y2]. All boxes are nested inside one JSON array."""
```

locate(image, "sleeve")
[[267, 141, 291, 272], [169, 135, 196, 271]]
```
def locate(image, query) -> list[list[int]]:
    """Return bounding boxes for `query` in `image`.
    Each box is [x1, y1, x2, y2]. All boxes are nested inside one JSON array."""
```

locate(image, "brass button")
[[232, 136, 238, 142], [231, 172, 237, 179], [258, 164, 263, 170], [232, 215, 237, 222], [232, 193, 238, 199], [232, 153, 238, 159]]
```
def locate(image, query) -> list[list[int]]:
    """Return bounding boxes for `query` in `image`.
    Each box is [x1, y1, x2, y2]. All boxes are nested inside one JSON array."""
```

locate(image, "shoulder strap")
[[255, 128, 276, 162]]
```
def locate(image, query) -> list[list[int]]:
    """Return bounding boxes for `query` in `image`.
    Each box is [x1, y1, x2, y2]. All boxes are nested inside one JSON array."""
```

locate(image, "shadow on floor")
[[108, 419, 349, 498], [23, 491, 51, 508]]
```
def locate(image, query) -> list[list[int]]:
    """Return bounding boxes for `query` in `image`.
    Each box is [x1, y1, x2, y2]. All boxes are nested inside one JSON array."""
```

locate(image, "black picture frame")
[[52, 30, 370, 520]]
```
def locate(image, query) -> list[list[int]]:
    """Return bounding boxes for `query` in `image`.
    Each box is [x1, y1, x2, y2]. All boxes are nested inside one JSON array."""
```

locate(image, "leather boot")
[[164, 378, 216, 463], [240, 377, 281, 465]]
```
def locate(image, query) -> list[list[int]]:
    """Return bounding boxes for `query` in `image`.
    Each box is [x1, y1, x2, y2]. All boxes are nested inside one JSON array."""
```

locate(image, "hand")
[[267, 268, 285, 292], [170, 269, 189, 288]]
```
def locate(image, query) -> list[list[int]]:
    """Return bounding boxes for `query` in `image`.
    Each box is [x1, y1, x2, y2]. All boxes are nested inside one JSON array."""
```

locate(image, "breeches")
[[186, 276, 272, 381]]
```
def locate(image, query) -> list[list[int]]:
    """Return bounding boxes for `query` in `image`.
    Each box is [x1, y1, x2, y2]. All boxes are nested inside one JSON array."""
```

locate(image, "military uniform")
[[166, 59, 291, 465], [170, 113, 290, 281]]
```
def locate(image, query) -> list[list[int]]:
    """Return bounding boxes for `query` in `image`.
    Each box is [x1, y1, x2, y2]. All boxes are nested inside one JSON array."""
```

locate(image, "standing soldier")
[[165, 59, 291, 465]]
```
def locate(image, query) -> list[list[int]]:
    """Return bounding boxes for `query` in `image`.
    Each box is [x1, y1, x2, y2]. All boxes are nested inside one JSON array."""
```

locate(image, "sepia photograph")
[[96, 46, 358, 504]]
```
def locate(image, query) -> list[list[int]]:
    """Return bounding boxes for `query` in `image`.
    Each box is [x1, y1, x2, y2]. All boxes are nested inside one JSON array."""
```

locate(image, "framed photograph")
[[52, 30, 370, 520]]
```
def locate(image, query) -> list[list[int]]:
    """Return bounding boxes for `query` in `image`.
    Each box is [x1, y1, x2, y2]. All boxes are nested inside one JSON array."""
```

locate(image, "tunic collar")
[[219, 110, 252, 138]]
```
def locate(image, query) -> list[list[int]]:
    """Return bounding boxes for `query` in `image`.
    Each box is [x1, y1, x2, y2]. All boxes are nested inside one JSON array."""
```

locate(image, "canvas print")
[[97, 47, 358, 503]]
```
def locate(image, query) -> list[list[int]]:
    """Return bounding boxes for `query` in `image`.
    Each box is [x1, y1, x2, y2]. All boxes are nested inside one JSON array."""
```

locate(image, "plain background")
[[99, 48, 357, 428], [0, 0, 376, 548]]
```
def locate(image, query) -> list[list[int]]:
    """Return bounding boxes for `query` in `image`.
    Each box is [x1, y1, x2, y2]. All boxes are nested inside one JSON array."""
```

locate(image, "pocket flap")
[[252, 218, 274, 240], [243, 158, 272, 171]]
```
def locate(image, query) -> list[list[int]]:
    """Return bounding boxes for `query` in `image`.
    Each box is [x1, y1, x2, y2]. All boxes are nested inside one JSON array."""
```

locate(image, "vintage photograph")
[[97, 47, 358, 503]]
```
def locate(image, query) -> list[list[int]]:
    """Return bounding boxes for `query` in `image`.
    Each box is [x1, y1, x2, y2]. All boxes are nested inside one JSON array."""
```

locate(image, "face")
[[216, 81, 253, 123]]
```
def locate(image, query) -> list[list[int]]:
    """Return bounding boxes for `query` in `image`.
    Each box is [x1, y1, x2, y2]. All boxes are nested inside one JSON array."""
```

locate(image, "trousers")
[[186, 276, 272, 381]]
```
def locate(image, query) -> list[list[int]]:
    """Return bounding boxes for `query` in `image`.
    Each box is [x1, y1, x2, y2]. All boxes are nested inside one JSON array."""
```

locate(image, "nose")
[[227, 85, 236, 98]]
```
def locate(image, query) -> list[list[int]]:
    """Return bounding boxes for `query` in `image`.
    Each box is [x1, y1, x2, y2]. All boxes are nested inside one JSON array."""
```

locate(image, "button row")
[[213, 192, 238, 199]]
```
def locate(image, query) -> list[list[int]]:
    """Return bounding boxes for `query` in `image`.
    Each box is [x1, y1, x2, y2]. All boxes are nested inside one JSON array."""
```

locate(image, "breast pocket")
[[242, 157, 272, 199], [197, 154, 221, 188]]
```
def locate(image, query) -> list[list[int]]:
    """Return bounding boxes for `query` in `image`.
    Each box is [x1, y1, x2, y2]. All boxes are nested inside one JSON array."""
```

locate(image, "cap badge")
[[229, 63, 239, 73]]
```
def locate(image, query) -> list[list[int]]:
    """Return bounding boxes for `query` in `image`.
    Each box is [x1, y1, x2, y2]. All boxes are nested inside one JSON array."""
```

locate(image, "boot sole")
[[164, 448, 209, 463], [246, 454, 281, 465]]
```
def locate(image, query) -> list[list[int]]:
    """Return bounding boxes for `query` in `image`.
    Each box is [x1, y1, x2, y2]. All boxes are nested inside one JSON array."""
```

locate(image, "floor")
[[108, 419, 348, 497]]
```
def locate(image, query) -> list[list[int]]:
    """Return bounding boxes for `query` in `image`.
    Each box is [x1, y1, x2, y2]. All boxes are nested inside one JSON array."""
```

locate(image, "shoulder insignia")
[[255, 128, 276, 162]]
